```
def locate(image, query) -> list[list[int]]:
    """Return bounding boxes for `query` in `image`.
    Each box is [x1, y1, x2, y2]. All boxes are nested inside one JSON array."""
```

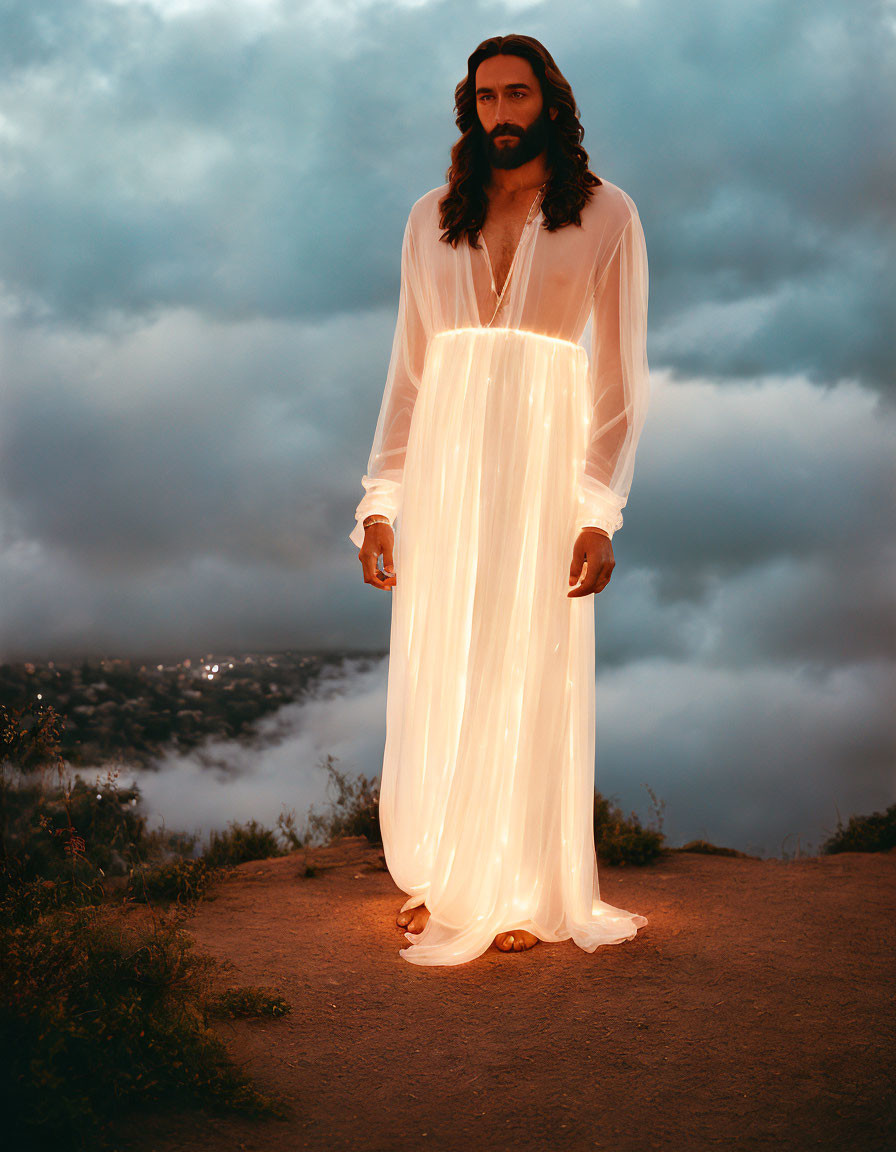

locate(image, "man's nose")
[[493, 96, 518, 124]]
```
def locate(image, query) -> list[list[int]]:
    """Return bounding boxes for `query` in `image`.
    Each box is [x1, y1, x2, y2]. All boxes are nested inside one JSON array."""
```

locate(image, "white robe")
[[350, 177, 651, 966]]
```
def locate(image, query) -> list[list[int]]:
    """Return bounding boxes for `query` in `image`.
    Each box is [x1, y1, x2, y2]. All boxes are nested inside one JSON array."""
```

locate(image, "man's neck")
[[485, 153, 551, 197]]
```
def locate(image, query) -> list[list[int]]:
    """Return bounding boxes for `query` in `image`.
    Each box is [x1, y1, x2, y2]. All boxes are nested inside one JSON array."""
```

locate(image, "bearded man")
[[350, 34, 651, 966]]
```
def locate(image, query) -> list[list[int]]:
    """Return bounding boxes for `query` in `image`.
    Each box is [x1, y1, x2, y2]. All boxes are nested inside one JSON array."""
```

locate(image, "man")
[[349, 35, 651, 966]]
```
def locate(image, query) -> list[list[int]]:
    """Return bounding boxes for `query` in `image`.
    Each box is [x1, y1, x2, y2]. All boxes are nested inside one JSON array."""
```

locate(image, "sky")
[[0, 0, 894, 852]]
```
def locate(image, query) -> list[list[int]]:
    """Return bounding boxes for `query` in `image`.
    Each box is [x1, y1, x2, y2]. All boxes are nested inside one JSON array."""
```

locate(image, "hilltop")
[[109, 839, 895, 1152]]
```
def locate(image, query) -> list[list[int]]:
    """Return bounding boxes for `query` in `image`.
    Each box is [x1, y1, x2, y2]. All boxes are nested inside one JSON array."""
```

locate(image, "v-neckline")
[[474, 185, 545, 328]]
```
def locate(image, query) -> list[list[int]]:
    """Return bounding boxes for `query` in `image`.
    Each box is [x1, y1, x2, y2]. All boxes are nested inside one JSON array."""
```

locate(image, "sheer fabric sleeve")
[[349, 214, 429, 549], [575, 206, 650, 540]]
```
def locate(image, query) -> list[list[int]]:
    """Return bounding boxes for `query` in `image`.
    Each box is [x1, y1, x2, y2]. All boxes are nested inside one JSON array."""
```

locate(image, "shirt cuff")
[[575, 478, 625, 540], [349, 476, 401, 549]]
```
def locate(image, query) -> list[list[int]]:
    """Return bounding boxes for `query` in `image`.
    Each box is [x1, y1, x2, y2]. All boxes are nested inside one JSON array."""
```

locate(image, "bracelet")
[[363, 515, 391, 529]]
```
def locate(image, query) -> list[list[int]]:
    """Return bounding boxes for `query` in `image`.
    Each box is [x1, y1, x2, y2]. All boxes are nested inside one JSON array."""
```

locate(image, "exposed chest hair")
[[480, 195, 538, 295]]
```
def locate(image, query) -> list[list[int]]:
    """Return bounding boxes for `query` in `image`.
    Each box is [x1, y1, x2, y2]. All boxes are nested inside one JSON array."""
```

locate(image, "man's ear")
[[548, 105, 559, 120]]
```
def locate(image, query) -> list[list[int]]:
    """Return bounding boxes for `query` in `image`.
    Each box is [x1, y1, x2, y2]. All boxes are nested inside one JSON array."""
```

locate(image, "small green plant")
[[1, 701, 88, 876], [0, 702, 122, 919], [127, 854, 219, 905], [276, 804, 307, 850], [210, 985, 292, 1019], [0, 870, 108, 926], [304, 753, 381, 846], [593, 782, 666, 866], [821, 803, 896, 854], [203, 818, 285, 867]]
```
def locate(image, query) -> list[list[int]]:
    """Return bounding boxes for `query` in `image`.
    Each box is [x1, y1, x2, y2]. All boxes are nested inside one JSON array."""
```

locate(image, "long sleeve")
[[575, 206, 650, 540], [349, 213, 430, 549]]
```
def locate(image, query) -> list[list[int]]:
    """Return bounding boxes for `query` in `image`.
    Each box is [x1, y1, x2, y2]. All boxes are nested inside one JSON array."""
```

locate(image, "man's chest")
[[421, 189, 602, 334], [479, 197, 539, 295]]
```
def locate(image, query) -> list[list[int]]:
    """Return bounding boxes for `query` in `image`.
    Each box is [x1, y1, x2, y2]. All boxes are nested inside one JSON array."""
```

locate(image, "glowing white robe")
[[350, 177, 651, 966]]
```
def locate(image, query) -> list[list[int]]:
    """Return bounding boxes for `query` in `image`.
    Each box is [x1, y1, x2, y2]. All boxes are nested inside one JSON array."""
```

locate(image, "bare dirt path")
[[114, 841, 895, 1152]]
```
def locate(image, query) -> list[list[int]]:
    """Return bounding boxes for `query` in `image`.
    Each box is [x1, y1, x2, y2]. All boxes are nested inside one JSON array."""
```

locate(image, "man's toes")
[[404, 906, 430, 933], [494, 929, 538, 951]]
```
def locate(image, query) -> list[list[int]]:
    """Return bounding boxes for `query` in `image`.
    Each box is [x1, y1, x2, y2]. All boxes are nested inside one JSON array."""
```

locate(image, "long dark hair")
[[439, 34, 601, 248]]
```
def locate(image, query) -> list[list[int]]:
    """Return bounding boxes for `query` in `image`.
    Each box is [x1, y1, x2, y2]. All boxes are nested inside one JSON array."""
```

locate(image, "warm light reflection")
[[439, 326, 582, 352], [380, 321, 648, 965]]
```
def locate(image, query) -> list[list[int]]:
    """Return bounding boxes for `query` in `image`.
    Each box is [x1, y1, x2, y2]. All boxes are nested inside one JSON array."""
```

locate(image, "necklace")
[[481, 182, 546, 328]]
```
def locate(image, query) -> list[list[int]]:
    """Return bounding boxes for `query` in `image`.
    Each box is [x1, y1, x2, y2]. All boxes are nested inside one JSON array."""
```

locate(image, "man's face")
[[474, 53, 557, 171]]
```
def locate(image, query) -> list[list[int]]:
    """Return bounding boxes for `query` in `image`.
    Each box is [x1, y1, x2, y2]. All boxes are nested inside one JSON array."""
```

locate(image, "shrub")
[[203, 818, 285, 867], [126, 855, 219, 905], [821, 803, 896, 854], [304, 754, 381, 846], [0, 903, 290, 1151], [593, 783, 666, 866], [676, 839, 744, 857], [7, 773, 147, 883]]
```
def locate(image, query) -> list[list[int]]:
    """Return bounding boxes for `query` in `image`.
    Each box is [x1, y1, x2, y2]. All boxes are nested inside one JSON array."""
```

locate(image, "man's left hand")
[[568, 529, 615, 597]]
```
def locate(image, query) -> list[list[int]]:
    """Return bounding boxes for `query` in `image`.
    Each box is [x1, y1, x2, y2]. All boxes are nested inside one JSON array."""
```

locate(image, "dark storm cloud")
[[0, 0, 892, 389], [0, 0, 453, 323], [578, 372, 896, 671], [621, 373, 895, 579], [0, 306, 397, 571]]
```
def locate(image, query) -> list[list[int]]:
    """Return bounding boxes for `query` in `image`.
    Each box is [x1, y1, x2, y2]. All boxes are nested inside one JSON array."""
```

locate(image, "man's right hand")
[[359, 523, 397, 591]]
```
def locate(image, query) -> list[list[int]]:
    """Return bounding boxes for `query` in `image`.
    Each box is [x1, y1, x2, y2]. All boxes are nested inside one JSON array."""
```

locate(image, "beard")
[[484, 107, 552, 170]]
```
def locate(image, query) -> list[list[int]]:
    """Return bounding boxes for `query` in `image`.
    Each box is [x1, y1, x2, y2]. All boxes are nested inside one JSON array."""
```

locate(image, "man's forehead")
[[474, 54, 538, 90]]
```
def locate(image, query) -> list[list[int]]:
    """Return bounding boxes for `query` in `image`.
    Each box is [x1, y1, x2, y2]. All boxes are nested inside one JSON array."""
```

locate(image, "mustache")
[[489, 124, 524, 140]]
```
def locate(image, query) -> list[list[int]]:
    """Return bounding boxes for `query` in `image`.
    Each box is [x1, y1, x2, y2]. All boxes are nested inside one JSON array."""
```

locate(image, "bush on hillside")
[[0, 903, 290, 1151], [593, 784, 666, 866], [305, 753, 382, 846], [204, 818, 285, 867], [821, 803, 896, 854]]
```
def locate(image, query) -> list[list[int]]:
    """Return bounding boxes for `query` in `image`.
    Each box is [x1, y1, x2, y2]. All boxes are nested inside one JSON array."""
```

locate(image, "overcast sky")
[[1, 0, 893, 852]]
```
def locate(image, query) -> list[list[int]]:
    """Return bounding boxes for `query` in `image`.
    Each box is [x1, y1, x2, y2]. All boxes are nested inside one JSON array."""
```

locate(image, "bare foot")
[[494, 929, 539, 952], [396, 904, 431, 933]]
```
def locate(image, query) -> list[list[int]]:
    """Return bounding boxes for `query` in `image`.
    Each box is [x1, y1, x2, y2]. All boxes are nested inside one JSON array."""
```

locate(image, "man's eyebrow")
[[475, 81, 532, 95]]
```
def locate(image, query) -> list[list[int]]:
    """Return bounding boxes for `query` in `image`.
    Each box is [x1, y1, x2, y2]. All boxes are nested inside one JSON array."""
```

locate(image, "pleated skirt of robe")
[[380, 326, 648, 966]]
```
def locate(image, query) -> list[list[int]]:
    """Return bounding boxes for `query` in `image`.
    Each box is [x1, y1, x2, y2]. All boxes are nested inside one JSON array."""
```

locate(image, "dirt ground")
[[112, 839, 895, 1152]]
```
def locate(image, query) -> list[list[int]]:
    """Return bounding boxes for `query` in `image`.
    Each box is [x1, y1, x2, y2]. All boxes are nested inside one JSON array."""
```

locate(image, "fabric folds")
[[377, 327, 648, 966], [349, 176, 652, 965]]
